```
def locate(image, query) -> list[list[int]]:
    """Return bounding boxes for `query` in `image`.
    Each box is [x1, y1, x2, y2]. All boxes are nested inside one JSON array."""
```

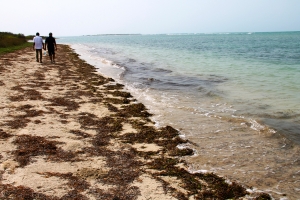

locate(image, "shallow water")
[[60, 33, 300, 199]]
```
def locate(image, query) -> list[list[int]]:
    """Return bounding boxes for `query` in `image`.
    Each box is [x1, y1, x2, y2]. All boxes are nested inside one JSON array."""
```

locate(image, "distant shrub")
[[0, 32, 27, 48], [25, 35, 35, 40]]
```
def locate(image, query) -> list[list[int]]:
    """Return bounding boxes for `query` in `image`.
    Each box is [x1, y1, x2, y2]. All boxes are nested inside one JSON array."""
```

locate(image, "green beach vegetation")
[[0, 32, 32, 55]]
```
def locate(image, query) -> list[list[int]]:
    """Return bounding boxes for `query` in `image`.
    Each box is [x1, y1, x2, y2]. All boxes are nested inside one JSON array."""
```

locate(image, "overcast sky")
[[1, 0, 299, 36]]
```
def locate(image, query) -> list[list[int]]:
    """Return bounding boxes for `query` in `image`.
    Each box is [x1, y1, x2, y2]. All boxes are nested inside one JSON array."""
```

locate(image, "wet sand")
[[135, 94, 300, 199]]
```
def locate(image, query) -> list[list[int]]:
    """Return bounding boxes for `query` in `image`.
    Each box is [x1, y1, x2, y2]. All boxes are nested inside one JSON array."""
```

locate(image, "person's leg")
[[53, 53, 55, 63], [48, 48, 54, 63], [49, 55, 52, 63], [48, 50, 52, 63], [36, 49, 39, 62], [39, 49, 42, 63]]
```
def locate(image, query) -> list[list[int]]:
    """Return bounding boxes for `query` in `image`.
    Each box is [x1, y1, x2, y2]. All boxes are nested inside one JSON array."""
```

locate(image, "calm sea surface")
[[60, 32, 300, 199]]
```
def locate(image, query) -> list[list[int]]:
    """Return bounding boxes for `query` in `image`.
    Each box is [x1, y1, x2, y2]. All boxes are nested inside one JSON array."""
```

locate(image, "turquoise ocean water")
[[60, 32, 300, 198]]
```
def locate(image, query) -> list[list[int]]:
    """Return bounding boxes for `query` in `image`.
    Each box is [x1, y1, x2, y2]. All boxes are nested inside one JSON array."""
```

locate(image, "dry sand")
[[0, 45, 270, 199]]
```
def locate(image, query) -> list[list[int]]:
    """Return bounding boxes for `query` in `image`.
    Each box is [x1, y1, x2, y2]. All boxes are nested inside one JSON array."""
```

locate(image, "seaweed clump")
[[5, 104, 44, 129], [104, 83, 124, 91], [87, 186, 140, 200], [13, 135, 76, 167], [148, 157, 248, 199], [49, 97, 80, 111], [82, 148, 142, 200], [39, 172, 90, 199], [254, 192, 272, 200], [0, 184, 56, 200], [121, 125, 193, 157], [0, 129, 12, 139], [120, 125, 158, 144], [101, 149, 142, 185], [106, 103, 119, 112], [9, 86, 44, 101], [108, 91, 132, 98], [118, 103, 152, 118], [24, 89, 44, 100], [70, 130, 91, 138], [5, 117, 30, 129]]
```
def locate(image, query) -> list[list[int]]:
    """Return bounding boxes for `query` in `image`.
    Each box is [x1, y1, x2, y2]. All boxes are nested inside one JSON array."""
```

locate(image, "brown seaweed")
[[13, 135, 76, 167]]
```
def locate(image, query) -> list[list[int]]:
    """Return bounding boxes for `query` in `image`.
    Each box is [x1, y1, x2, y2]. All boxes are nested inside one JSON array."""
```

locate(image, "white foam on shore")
[[70, 44, 125, 81]]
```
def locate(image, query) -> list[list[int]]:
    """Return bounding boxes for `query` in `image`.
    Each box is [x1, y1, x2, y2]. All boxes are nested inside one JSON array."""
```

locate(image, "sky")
[[1, 0, 299, 36]]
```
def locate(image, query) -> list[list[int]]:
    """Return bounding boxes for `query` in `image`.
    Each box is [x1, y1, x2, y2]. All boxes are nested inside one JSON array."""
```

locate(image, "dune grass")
[[0, 32, 32, 55]]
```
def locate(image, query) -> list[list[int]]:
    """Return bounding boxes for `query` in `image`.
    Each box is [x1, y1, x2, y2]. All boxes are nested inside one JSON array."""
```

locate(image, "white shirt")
[[33, 36, 43, 49]]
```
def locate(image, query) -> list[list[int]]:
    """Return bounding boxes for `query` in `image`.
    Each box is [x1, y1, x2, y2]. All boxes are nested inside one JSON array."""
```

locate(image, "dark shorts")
[[48, 48, 55, 56]]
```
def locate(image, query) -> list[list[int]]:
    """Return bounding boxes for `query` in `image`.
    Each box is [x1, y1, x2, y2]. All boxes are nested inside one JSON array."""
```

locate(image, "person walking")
[[33, 32, 44, 63], [44, 32, 57, 63]]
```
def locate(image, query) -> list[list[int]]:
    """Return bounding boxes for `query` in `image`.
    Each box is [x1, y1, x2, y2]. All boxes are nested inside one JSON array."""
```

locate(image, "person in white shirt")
[[33, 32, 44, 63]]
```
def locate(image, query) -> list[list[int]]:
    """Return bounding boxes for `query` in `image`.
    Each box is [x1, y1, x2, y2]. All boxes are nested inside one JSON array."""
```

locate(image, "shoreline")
[[0, 45, 270, 199], [69, 42, 300, 199]]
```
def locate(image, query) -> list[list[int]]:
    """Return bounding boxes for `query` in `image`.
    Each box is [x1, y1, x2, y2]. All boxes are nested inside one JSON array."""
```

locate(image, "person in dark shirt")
[[44, 32, 57, 63]]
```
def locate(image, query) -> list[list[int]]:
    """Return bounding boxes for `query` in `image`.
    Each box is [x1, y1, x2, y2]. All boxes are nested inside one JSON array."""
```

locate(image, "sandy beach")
[[0, 45, 271, 199]]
